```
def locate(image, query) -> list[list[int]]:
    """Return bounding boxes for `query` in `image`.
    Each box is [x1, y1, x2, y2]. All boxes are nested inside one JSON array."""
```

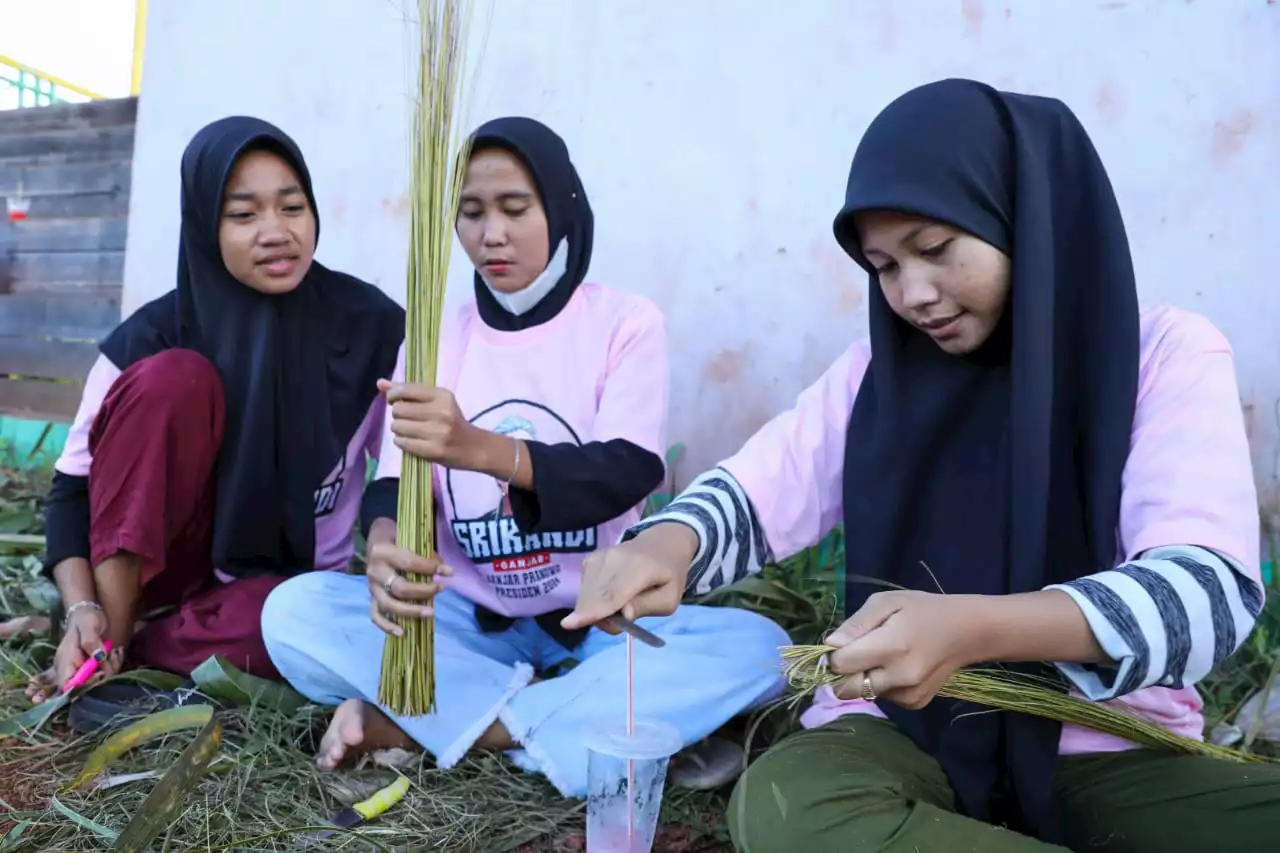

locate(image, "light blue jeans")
[[261, 572, 790, 796]]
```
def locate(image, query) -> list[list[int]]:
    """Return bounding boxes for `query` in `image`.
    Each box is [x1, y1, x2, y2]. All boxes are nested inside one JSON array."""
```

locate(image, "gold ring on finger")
[[383, 574, 396, 595], [861, 673, 877, 702]]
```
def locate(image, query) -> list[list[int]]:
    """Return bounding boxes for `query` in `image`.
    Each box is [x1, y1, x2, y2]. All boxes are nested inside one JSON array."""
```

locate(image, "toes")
[[317, 735, 343, 769], [316, 740, 343, 771], [317, 701, 372, 770], [27, 672, 54, 704]]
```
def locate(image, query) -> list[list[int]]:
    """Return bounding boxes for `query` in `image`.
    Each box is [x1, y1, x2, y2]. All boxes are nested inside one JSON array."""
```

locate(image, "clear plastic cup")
[[583, 718, 683, 853]]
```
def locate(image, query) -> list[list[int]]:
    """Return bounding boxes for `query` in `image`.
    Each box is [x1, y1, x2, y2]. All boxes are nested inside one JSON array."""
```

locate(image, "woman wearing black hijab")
[[30, 116, 403, 701], [566, 80, 1279, 849], [263, 117, 790, 797]]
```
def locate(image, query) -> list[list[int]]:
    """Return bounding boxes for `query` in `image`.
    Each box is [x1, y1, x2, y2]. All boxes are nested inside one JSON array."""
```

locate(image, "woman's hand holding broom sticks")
[[381, 380, 532, 486], [824, 589, 1109, 709], [365, 519, 454, 638]]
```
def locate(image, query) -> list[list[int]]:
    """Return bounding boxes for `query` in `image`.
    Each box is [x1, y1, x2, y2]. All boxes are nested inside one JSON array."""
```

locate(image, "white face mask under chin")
[[482, 239, 570, 317]]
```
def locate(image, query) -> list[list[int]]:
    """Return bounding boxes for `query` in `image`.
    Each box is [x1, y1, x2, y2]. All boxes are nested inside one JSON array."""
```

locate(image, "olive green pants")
[[728, 715, 1280, 852]]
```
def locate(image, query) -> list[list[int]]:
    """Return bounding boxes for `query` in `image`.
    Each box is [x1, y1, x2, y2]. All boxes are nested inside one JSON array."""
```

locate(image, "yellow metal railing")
[[0, 54, 106, 107], [131, 0, 147, 96], [0, 0, 145, 107]]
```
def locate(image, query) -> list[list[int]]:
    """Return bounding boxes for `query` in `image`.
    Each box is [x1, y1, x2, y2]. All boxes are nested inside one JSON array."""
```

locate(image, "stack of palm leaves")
[[378, 0, 480, 717], [780, 644, 1275, 763]]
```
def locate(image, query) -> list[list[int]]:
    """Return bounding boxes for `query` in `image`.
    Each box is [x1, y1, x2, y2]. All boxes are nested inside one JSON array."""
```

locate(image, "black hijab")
[[100, 116, 404, 577], [834, 79, 1139, 840], [467, 117, 594, 331]]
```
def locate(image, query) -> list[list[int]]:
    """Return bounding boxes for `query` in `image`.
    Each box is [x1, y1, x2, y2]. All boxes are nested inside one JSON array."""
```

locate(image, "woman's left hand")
[[380, 380, 484, 470], [825, 590, 990, 710]]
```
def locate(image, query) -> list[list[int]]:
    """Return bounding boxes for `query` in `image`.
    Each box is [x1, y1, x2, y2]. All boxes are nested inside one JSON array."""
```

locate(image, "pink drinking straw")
[[626, 632, 635, 849], [62, 639, 113, 693]]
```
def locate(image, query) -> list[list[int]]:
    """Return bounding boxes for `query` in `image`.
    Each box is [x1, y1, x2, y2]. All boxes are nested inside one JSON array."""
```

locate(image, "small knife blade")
[[299, 774, 409, 847], [599, 613, 666, 648]]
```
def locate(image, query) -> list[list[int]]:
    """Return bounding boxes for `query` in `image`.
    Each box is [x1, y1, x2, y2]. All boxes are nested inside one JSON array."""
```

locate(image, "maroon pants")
[[87, 348, 284, 680]]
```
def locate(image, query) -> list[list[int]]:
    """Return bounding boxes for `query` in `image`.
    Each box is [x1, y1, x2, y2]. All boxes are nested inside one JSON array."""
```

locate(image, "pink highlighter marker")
[[61, 640, 113, 693]]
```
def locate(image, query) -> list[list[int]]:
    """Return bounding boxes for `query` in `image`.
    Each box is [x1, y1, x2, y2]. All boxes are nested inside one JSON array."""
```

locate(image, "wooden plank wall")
[[0, 98, 135, 421]]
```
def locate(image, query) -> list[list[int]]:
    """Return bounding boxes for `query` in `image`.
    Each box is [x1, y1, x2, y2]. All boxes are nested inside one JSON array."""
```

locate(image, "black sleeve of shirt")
[[44, 472, 92, 575], [360, 477, 400, 538], [508, 438, 665, 533]]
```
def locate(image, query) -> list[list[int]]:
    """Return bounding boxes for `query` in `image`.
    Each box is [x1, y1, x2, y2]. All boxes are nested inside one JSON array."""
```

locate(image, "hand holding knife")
[[562, 528, 693, 647], [599, 613, 666, 648]]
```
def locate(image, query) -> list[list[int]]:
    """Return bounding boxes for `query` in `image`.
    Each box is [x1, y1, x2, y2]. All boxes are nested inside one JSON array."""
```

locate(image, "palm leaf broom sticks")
[[779, 645, 1274, 764], [378, 0, 477, 717]]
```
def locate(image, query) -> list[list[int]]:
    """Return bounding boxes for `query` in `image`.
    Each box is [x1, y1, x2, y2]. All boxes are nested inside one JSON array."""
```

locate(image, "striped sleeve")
[[1047, 544, 1265, 701], [622, 467, 772, 595]]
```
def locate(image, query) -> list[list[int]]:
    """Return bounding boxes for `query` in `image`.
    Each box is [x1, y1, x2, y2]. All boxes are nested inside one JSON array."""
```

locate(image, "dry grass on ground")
[[0, 461, 754, 851]]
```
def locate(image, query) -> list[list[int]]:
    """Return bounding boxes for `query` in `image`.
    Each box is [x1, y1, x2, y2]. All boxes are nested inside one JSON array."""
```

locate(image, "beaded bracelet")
[[61, 599, 103, 632]]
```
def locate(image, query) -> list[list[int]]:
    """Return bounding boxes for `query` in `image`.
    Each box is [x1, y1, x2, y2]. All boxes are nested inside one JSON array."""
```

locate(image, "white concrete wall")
[[126, 0, 1280, 512]]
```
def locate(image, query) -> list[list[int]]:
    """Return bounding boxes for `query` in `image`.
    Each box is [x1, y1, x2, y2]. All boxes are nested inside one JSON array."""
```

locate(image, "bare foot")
[[25, 669, 56, 704], [316, 699, 416, 771], [0, 615, 50, 640]]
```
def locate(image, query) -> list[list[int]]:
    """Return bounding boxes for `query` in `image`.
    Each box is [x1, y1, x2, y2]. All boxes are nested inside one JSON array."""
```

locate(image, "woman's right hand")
[[562, 523, 699, 632], [27, 604, 117, 704], [366, 540, 453, 636]]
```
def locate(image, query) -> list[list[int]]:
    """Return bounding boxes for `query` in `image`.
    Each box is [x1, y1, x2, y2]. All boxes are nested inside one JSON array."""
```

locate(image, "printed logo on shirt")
[[313, 449, 346, 518], [486, 551, 572, 600], [445, 399, 595, 600], [450, 517, 597, 561]]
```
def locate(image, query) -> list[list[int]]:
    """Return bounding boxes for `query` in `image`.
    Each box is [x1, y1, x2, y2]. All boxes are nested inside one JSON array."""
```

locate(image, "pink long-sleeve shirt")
[[373, 283, 669, 618], [632, 305, 1263, 754]]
